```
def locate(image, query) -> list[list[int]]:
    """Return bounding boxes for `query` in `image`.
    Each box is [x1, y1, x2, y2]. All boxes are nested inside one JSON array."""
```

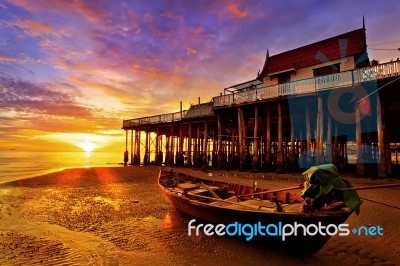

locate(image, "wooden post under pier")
[[238, 107, 246, 171], [356, 102, 365, 176], [265, 108, 272, 171], [130, 129, 134, 165], [188, 124, 192, 166], [276, 103, 284, 172], [326, 114, 332, 163], [306, 106, 311, 166], [202, 121, 208, 169], [252, 105, 259, 172], [377, 95, 387, 178], [316, 95, 324, 165], [217, 113, 223, 169]]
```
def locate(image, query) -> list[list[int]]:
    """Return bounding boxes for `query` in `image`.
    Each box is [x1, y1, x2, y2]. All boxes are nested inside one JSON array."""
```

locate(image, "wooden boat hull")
[[159, 170, 354, 254]]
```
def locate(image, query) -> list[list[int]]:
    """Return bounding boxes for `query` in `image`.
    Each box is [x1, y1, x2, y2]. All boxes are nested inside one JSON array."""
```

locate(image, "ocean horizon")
[[0, 150, 125, 184]]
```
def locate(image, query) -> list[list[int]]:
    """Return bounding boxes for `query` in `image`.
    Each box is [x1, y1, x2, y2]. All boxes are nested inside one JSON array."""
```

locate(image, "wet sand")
[[0, 166, 399, 265]]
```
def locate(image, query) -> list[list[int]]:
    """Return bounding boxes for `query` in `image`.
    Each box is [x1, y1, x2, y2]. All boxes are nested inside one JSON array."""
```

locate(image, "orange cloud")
[[10, 0, 107, 23], [186, 47, 198, 55], [190, 27, 206, 35], [160, 10, 184, 23], [227, 3, 248, 19], [16, 19, 55, 36], [0, 54, 26, 63]]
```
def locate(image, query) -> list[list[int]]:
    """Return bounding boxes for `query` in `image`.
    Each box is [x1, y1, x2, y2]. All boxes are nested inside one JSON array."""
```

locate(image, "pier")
[[122, 27, 400, 178]]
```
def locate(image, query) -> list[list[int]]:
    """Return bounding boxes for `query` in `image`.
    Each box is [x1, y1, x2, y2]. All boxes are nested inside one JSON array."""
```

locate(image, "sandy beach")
[[0, 166, 399, 265]]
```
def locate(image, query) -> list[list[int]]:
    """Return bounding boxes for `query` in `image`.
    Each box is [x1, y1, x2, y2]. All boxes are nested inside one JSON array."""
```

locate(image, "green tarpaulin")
[[301, 164, 361, 215]]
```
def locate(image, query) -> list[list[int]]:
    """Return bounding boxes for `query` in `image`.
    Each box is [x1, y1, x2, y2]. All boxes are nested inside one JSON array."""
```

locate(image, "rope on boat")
[[360, 197, 400, 210]]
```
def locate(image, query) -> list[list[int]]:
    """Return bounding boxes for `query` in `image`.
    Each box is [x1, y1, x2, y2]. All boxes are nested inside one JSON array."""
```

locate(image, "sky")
[[0, 0, 399, 152]]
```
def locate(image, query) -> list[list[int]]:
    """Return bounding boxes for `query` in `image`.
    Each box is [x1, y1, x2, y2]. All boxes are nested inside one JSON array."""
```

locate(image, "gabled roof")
[[257, 28, 367, 80]]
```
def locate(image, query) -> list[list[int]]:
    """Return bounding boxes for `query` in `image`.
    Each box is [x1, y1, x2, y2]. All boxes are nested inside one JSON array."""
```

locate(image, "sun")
[[79, 141, 96, 152]]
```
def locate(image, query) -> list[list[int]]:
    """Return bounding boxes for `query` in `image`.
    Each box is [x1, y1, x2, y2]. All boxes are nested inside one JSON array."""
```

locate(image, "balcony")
[[213, 60, 400, 107]]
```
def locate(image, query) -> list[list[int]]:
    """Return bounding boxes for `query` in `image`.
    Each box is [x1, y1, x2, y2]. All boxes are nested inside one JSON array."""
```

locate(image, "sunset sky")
[[1, 0, 399, 152]]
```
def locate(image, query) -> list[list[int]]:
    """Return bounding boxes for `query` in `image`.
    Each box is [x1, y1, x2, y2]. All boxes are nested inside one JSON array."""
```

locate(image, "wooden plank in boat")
[[209, 201, 235, 207], [239, 199, 276, 208], [177, 183, 200, 192], [187, 188, 208, 195]]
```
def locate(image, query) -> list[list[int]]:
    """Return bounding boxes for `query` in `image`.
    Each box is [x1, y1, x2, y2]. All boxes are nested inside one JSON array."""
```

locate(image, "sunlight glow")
[[79, 141, 96, 152]]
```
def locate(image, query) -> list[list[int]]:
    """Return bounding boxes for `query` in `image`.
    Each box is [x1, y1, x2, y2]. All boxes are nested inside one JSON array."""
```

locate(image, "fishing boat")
[[158, 164, 361, 254]]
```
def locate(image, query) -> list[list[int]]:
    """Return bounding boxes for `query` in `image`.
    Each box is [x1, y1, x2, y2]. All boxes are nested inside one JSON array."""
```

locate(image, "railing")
[[123, 110, 188, 128], [213, 60, 400, 107], [123, 61, 400, 128]]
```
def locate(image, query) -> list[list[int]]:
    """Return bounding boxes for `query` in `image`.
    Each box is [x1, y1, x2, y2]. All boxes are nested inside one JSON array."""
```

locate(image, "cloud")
[[0, 76, 92, 117], [9, 0, 108, 23], [185, 47, 198, 55], [15, 19, 56, 36], [160, 10, 184, 23], [227, 3, 248, 19], [0, 52, 26, 63]]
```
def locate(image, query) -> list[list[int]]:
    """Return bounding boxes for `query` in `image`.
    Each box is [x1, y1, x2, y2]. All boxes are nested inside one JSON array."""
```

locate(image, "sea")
[[0, 150, 125, 184]]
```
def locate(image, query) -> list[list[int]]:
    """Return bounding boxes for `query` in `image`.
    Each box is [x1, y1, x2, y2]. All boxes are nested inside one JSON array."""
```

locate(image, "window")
[[278, 72, 291, 84], [313, 63, 340, 77]]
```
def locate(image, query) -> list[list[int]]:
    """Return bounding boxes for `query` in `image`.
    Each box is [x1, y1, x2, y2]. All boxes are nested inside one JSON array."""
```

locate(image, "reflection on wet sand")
[[0, 166, 398, 265]]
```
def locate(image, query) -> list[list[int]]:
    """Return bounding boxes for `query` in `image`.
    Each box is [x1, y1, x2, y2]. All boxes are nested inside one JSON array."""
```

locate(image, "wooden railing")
[[123, 61, 400, 128], [213, 61, 400, 107], [123, 110, 188, 128]]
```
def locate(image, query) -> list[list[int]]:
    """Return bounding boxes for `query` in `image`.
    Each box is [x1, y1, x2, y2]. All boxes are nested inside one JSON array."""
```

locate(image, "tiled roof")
[[257, 28, 367, 79]]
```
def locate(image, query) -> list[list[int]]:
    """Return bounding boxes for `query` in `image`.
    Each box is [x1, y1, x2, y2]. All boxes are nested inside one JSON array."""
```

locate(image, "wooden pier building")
[[122, 25, 400, 178]]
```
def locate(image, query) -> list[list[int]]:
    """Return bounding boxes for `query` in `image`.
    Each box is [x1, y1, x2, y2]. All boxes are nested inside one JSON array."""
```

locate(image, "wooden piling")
[[377, 95, 387, 178], [170, 126, 174, 165], [137, 131, 141, 165], [202, 121, 208, 168], [188, 124, 192, 166], [144, 130, 149, 164], [276, 103, 284, 172], [130, 130, 134, 165], [178, 126, 184, 166], [355, 102, 365, 176], [252, 105, 259, 172], [124, 130, 128, 165], [238, 107, 246, 171], [265, 108, 271, 171], [306, 106, 311, 165], [165, 132, 170, 165], [155, 128, 159, 165], [316, 95, 324, 165], [289, 116, 296, 169], [195, 126, 200, 167], [326, 114, 332, 163], [217, 113, 223, 169]]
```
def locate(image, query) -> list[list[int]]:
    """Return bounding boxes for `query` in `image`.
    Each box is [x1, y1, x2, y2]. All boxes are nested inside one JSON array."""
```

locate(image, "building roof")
[[257, 28, 367, 80], [184, 102, 213, 119]]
